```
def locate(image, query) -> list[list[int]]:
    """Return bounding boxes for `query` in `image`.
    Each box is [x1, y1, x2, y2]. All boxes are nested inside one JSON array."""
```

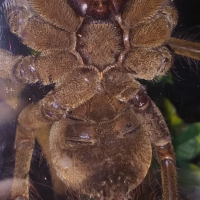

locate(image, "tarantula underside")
[[0, 0, 200, 199]]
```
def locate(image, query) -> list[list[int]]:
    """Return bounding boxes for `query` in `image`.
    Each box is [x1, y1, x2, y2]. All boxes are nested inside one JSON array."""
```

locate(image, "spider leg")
[[123, 46, 173, 80], [103, 68, 141, 102], [0, 49, 22, 80], [0, 48, 83, 113], [11, 65, 99, 198], [11, 103, 52, 200], [11, 126, 35, 200], [130, 89, 178, 200], [4, 0, 79, 53], [118, 0, 177, 80], [13, 51, 83, 85], [42, 67, 100, 113], [0, 50, 25, 108], [0, 48, 82, 85], [128, 9, 177, 49], [121, 0, 164, 29], [168, 37, 200, 61], [27, 0, 82, 32], [99, 71, 178, 199], [155, 143, 177, 200]]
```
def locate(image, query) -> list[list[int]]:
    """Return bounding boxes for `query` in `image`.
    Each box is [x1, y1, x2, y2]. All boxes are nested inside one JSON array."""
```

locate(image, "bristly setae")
[[0, 0, 200, 200]]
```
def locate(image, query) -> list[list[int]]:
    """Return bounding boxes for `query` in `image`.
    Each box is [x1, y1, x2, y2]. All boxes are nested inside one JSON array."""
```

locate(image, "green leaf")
[[175, 123, 200, 161], [163, 98, 183, 128]]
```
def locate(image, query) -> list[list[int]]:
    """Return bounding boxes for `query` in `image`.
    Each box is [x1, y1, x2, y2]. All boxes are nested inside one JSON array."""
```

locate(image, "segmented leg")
[[0, 50, 24, 110], [103, 68, 141, 101], [12, 126, 34, 200], [118, 0, 177, 80], [130, 89, 178, 200], [128, 9, 177, 48], [12, 100, 66, 199], [26, 0, 82, 32], [156, 143, 177, 200], [121, 0, 163, 28], [123, 47, 172, 80], [11, 103, 51, 200], [11, 63, 100, 198], [3, 0, 80, 53], [0, 77, 23, 110], [0, 48, 82, 86], [168, 37, 200, 61], [41, 67, 100, 115], [103, 69, 177, 199], [0, 49, 22, 80], [13, 51, 82, 85]]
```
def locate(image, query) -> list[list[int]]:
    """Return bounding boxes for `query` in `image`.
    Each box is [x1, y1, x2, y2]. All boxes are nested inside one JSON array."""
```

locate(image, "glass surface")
[[0, 0, 200, 200]]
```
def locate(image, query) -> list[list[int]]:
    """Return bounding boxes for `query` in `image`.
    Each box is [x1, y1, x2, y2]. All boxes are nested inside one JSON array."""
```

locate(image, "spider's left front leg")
[[130, 89, 178, 200]]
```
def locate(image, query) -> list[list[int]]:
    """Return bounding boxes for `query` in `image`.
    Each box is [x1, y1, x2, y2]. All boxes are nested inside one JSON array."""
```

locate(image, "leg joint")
[[155, 142, 175, 163]]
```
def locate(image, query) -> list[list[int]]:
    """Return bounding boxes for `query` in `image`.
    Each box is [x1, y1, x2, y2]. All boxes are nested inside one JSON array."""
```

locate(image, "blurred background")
[[0, 0, 200, 199]]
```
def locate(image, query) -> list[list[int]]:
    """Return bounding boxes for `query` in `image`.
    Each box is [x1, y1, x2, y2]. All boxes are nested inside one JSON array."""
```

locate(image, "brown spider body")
[[0, 0, 200, 199]]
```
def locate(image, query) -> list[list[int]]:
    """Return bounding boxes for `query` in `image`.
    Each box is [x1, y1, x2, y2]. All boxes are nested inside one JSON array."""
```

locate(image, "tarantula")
[[0, 0, 200, 199]]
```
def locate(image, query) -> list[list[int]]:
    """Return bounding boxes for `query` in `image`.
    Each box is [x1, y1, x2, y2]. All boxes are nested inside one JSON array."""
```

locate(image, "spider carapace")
[[0, 0, 200, 199]]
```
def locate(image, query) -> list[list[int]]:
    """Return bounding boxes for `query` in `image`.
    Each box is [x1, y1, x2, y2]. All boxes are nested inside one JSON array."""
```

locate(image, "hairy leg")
[[117, 0, 177, 80], [131, 89, 178, 200], [11, 103, 51, 200], [0, 48, 82, 85], [3, 0, 80, 52], [26, 0, 82, 32], [168, 37, 200, 61], [11, 64, 100, 198]]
